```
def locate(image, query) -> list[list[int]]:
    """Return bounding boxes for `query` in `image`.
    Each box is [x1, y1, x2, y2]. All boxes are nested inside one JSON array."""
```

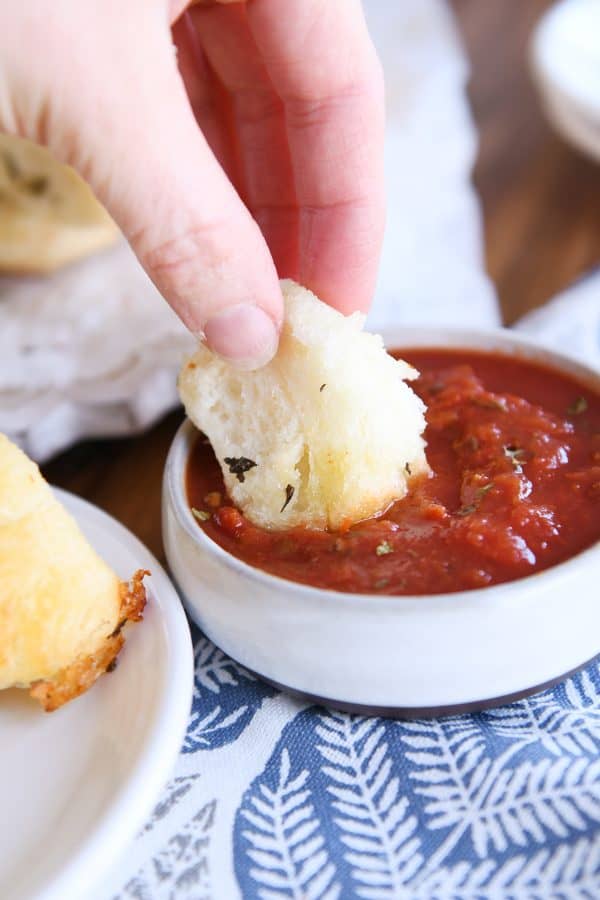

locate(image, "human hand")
[[0, 0, 385, 368]]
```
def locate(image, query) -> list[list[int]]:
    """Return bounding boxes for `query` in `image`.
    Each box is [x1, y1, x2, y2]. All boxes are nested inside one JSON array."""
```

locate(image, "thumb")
[[69, 15, 283, 369]]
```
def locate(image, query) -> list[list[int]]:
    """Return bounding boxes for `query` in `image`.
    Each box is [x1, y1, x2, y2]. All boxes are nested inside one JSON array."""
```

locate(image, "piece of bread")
[[0, 134, 118, 274], [0, 434, 146, 711], [179, 280, 429, 531]]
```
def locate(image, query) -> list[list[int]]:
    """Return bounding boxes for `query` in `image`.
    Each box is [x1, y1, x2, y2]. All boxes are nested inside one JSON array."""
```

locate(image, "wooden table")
[[44, 0, 600, 563]]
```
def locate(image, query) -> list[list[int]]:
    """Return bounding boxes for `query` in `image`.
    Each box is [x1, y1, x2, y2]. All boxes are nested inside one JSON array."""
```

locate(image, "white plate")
[[0, 489, 193, 900]]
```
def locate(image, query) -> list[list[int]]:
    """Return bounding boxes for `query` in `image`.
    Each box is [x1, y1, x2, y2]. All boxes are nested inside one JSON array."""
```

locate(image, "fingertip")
[[203, 303, 280, 370]]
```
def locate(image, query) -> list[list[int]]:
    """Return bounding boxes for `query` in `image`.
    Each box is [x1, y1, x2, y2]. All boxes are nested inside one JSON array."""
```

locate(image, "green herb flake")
[[191, 507, 211, 522], [457, 482, 494, 517], [224, 456, 257, 483], [280, 484, 295, 513], [471, 394, 506, 412], [375, 540, 394, 556], [319, 383, 326, 392], [405, 462, 412, 476], [504, 444, 524, 459], [504, 445, 525, 468], [374, 578, 389, 590], [473, 397, 507, 412], [567, 396, 588, 416]]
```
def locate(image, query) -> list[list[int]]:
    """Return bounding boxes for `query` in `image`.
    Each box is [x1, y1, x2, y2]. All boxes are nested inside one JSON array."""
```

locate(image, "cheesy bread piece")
[[0, 134, 118, 273], [179, 280, 429, 531], [0, 434, 146, 711]]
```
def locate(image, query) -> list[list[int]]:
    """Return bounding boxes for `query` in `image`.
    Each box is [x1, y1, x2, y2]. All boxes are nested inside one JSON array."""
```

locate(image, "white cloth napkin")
[[515, 269, 600, 369], [0, 242, 193, 461], [365, 0, 499, 332]]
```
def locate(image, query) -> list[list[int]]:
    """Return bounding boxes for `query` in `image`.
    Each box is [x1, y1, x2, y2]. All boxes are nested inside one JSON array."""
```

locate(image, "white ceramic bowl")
[[530, 0, 600, 163], [163, 328, 600, 716]]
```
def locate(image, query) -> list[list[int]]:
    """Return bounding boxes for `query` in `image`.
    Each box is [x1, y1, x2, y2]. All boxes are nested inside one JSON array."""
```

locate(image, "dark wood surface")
[[451, 0, 600, 323], [44, 1, 600, 562]]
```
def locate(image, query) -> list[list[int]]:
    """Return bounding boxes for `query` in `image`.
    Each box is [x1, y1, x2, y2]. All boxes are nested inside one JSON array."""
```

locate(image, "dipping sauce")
[[186, 349, 600, 595]]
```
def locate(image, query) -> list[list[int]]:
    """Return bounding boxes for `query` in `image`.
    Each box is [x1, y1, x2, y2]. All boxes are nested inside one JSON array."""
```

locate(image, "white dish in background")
[[0, 489, 193, 900], [530, 0, 600, 162], [163, 327, 600, 716]]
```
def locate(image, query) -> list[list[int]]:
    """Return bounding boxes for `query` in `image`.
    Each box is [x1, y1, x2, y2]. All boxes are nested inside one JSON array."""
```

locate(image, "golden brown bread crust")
[[29, 570, 148, 712], [0, 134, 118, 274]]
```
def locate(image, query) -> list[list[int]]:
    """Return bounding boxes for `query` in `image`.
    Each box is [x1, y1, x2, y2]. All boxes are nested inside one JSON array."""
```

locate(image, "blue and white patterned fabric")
[[98, 626, 600, 900], [94, 2, 600, 897]]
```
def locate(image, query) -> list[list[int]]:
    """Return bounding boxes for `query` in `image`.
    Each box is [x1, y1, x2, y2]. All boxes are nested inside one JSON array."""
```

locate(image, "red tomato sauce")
[[186, 349, 600, 595]]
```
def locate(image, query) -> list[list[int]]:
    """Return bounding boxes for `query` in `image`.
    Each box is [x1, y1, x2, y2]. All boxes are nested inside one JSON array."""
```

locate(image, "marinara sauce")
[[186, 350, 600, 595]]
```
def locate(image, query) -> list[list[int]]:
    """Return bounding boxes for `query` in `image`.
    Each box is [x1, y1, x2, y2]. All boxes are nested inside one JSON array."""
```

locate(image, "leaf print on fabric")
[[238, 748, 341, 900], [413, 834, 600, 900], [118, 801, 215, 900], [233, 665, 600, 900], [183, 704, 250, 752], [400, 714, 600, 877], [563, 667, 600, 710], [184, 630, 277, 753], [194, 637, 254, 694], [480, 686, 600, 757], [316, 712, 422, 898], [399, 717, 498, 846], [469, 757, 600, 857], [139, 774, 201, 837]]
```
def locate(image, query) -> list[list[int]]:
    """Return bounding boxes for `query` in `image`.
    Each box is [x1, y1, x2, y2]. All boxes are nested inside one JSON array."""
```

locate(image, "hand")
[[0, 0, 385, 368]]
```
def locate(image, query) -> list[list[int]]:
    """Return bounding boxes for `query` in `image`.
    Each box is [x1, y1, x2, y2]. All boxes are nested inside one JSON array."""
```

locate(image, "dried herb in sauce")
[[472, 397, 507, 412], [405, 462, 412, 476], [375, 540, 393, 556], [281, 484, 295, 513], [504, 445, 525, 467], [457, 482, 494, 517], [567, 396, 588, 415], [464, 435, 480, 452], [224, 456, 257, 482]]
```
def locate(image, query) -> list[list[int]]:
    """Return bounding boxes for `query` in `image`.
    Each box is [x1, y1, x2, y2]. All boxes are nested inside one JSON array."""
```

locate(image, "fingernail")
[[203, 304, 279, 370]]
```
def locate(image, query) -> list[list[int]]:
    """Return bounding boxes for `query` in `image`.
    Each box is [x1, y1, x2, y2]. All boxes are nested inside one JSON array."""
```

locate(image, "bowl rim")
[[166, 325, 600, 611], [530, 0, 600, 121]]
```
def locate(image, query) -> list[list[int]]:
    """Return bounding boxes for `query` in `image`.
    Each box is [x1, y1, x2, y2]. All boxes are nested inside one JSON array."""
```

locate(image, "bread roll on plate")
[[0, 434, 146, 711], [179, 280, 429, 531], [0, 134, 118, 273]]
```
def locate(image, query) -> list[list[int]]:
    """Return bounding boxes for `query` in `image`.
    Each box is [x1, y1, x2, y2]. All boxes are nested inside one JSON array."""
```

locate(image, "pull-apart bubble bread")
[[179, 280, 429, 532], [0, 435, 146, 711]]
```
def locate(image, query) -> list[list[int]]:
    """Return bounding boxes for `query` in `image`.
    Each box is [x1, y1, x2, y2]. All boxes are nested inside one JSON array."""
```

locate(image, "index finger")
[[246, 0, 385, 314]]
